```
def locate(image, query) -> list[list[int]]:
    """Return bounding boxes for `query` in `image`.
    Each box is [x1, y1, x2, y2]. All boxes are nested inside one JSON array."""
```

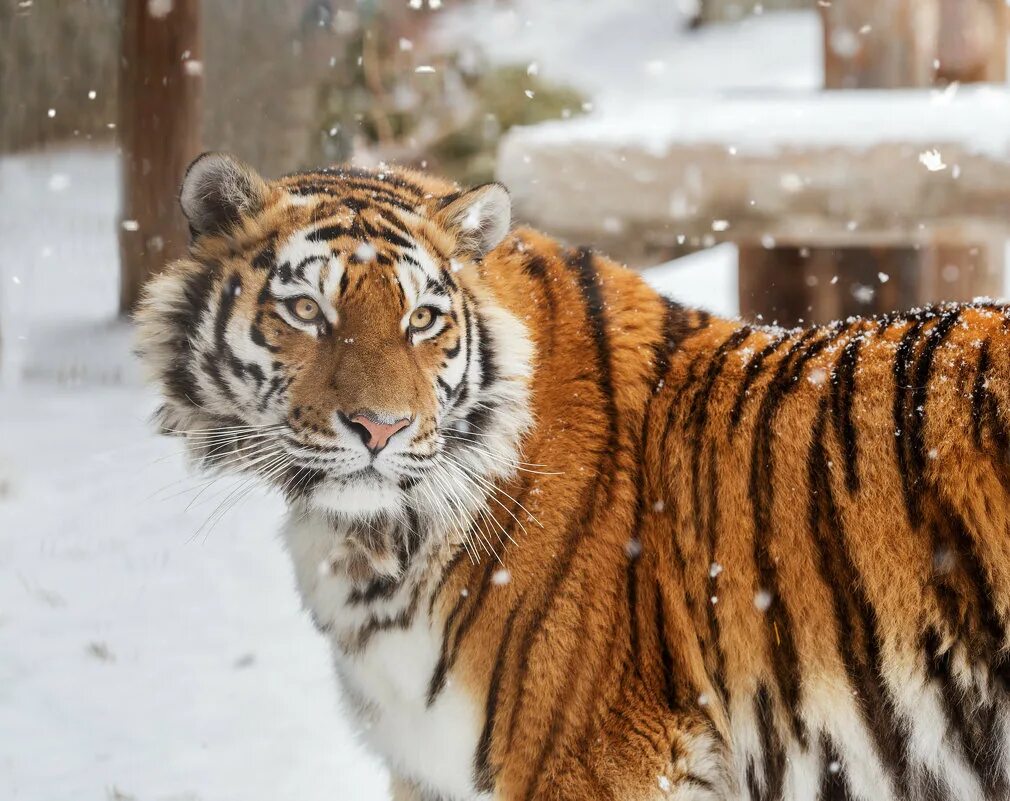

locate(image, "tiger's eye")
[[410, 306, 436, 331], [291, 297, 320, 322]]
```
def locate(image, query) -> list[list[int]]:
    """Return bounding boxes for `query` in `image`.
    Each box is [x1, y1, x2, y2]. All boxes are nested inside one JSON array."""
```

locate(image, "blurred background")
[[1, 1, 1009, 799]]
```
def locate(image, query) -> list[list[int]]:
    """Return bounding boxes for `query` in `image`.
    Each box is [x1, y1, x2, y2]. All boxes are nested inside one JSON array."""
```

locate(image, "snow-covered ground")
[[0, 147, 732, 801], [436, 1, 823, 108], [0, 149, 393, 801]]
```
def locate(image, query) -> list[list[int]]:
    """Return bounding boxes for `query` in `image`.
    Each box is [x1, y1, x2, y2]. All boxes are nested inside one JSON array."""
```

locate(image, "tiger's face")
[[138, 153, 533, 542]]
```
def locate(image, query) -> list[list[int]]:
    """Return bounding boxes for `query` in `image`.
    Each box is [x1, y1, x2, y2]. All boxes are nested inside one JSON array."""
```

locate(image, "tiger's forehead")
[[259, 187, 459, 316]]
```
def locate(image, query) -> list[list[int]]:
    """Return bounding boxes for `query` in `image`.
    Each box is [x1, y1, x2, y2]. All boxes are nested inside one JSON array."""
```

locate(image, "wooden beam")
[[738, 0, 1009, 325], [118, 0, 202, 315]]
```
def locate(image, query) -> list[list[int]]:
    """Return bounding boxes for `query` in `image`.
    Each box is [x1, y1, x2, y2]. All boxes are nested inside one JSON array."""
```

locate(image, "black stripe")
[[519, 248, 621, 801], [892, 319, 927, 527], [829, 333, 863, 494], [923, 628, 1007, 799], [754, 684, 786, 801], [730, 331, 792, 429], [689, 326, 752, 706], [251, 242, 274, 271], [473, 305, 498, 389], [473, 603, 522, 794], [749, 327, 838, 746], [808, 398, 910, 790], [972, 340, 993, 449], [162, 266, 218, 407], [819, 737, 856, 801], [907, 309, 962, 495], [654, 580, 687, 711]]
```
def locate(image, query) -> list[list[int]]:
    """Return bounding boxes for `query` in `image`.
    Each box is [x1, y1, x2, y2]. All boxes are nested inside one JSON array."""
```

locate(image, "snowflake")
[[147, 0, 173, 18], [354, 242, 377, 262], [754, 589, 773, 612], [919, 149, 947, 172]]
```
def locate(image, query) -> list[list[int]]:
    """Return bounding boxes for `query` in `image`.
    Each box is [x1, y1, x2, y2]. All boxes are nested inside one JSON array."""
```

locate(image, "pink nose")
[[348, 412, 411, 453]]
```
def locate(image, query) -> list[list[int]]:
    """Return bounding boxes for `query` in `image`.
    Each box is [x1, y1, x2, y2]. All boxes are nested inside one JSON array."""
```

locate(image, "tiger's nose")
[[346, 412, 412, 453]]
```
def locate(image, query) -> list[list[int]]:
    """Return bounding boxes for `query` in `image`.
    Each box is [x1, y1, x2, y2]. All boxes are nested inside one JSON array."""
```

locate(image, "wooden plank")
[[118, 0, 202, 314], [738, 0, 1010, 324]]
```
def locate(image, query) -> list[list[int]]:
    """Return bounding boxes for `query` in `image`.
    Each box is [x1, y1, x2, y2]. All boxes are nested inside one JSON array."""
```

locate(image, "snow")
[[0, 148, 388, 801], [0, 147, 738, 801], [436, 2, 822, 107], [642, 244, 739, 319], [504, 86, 1010, 160]]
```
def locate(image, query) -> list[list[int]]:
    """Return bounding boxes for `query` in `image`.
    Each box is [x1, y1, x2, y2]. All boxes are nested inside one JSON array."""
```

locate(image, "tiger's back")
[[431, 232, 1010, 800]]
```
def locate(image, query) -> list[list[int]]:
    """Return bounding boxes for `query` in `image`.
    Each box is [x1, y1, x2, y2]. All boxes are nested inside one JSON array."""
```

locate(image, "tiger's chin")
[[308, 470, 405, 520]]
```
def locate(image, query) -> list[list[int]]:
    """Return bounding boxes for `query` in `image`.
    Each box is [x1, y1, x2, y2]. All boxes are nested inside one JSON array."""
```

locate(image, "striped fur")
[[139, 154, 1010, 801]]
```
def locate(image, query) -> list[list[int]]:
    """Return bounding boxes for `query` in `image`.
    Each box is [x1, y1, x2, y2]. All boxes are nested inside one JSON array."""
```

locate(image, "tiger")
[[136, 151, 1010, 801]]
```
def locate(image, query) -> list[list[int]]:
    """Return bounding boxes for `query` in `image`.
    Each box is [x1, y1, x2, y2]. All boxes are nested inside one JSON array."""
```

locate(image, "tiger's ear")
[[436, 182, 511, 259], [179, 152, 269, 239]]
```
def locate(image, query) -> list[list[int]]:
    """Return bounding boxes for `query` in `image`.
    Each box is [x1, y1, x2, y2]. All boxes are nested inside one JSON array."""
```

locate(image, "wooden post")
[[118, 0, 202, 315], [740, 0, 1007, 326]]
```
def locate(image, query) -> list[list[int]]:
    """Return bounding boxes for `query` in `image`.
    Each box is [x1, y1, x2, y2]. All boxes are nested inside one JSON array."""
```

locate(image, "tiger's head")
[[137, 153, 533, 552]]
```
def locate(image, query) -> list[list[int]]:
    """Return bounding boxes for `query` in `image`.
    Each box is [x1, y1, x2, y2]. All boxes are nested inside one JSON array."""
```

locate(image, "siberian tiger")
[[137, 152, 1010, 801]]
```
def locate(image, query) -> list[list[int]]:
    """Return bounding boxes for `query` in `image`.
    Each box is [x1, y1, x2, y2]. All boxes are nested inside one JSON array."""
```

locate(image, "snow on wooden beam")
[[497, 87, 1010, 261]]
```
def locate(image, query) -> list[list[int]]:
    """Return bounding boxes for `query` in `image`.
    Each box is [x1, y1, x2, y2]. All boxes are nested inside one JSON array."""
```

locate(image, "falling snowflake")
[[754, 589, 773, 612], [399, 38, 413, 51], [354, 242, 377, 262], [852, 284, 875, 304], [653, 499, 665, 513], [48, 173, 70, 192], [807, 367, 828, 385], [709, 562, 723, 578], [147, 0, 173, 18], [121, 219, 140, 232], [415, 65, 436, 74], [919, 149, 947, 172], [878, 272, 889, 284], [492, 568, 511, 586], [624, 539, 642, 559], [711, 220, 730, 232], [658, 775, 672, 792]]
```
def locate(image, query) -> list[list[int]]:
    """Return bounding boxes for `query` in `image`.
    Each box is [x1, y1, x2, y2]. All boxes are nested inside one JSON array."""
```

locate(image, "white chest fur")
[[281, 511, 488, 801]]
